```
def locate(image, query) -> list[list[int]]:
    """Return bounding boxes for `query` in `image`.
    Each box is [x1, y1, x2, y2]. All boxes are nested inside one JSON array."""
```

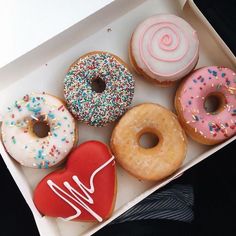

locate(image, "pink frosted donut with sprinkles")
[[175, 66, 236, 145], [64, 51, 135, 127], [129, 14, 199, 86], [1, 93, 77, 168]]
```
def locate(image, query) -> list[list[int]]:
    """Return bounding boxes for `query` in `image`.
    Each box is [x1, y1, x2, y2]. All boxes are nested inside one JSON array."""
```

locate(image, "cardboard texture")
[[0, 0, 235, 235]]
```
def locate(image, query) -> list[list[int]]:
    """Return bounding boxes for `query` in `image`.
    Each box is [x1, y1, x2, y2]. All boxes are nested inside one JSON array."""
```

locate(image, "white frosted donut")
[[1, 93, 77, 168], [130, 14, 199, 85]]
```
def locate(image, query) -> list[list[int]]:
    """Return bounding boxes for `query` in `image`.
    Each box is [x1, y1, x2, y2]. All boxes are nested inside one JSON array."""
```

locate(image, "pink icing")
[[135, 15, 199, 79], [160, 34, 173, 48], [178, 66, 236, 141], [144, 23, 187, 63]]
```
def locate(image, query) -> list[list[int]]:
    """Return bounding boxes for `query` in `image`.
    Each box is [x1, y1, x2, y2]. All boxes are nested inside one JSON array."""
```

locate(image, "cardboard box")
[[0, 0, 235, 235]]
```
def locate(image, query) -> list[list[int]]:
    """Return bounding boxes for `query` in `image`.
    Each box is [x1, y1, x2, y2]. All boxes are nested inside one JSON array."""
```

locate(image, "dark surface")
[[193, 0, 236, 56], [95, 219, 193, 236], [0, 158, 40, 236], [0, 140, 235, 236], [95, 140, 236, 236]]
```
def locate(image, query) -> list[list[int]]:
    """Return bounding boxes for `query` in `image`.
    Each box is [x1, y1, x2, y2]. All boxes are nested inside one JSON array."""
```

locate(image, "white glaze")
[[131, 14, 199, 82], [1, 93, 76, 168]]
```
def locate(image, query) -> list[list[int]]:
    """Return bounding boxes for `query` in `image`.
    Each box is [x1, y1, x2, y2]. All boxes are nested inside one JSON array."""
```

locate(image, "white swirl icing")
[[131, 14, 199, 82]]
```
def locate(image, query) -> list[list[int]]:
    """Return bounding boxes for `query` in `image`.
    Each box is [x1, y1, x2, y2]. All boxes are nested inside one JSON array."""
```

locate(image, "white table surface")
[[0, 0, 113, 68]]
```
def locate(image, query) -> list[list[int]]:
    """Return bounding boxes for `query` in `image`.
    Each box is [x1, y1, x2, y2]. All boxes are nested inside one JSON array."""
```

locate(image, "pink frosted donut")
[[129, 14, 199, 86], [175, 66, 236, 145]]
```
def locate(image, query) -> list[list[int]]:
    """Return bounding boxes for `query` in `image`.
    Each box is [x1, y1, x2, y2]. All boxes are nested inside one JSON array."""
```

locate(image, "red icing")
[[34, 141, 116, 222]]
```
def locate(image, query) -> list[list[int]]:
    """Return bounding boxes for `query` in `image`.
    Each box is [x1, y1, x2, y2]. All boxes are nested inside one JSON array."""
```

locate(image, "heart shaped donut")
[[34, 141, 116, 222]]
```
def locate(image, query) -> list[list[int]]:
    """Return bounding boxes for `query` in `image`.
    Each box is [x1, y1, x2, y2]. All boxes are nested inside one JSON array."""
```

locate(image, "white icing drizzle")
[[47, 155, 115, 222]]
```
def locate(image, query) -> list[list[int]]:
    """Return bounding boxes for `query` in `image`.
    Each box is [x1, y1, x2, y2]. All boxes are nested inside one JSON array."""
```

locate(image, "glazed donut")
[[1, 93, 77, 168], [175, 66, 236, 145], [129, 14, 199, 86], [64, 51, 135, 127], [110, 103, 187, 181]]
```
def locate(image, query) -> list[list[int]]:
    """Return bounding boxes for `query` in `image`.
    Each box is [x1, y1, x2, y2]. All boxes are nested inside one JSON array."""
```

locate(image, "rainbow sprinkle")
[[64, 52, 135, 127], [1, 93, 75, 169]]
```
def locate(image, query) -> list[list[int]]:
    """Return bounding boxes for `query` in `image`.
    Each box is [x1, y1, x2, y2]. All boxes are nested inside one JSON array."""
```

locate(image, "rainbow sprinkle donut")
[[1, 93, 77, 168], [175, 66, 236, 145], [64, 51, 135, 127]]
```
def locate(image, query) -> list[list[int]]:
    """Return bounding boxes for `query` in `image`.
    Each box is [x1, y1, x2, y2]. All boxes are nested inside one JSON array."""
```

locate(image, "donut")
[[129, 14, 199, 86], [175, 66, 236, 145], [34, 141, 116, 222], [1, 93, 77, 168], [110, 103, 187, 181], [64, 51, 135, 127]]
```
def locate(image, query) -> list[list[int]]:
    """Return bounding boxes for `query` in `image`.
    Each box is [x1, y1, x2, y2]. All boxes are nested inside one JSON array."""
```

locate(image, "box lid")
[[0, 0, 113, 68]]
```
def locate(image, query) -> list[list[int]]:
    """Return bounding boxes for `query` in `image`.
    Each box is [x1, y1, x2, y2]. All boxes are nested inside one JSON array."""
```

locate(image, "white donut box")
[[0, 0, 235, 235]]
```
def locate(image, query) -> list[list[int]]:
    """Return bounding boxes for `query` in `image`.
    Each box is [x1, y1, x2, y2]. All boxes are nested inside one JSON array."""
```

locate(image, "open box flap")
[[0, 0, 114, 69]]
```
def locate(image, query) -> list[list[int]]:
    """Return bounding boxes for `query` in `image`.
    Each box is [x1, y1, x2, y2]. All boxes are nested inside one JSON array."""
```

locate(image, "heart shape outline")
[[34, 140, 116, 222]]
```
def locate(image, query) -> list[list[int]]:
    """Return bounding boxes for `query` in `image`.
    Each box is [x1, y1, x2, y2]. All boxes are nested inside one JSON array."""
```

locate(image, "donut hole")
[[91, 77, 106, 93], [204, 92, 225, 114], [139, 132, 159, 149], [33, 121, 50, 138]]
